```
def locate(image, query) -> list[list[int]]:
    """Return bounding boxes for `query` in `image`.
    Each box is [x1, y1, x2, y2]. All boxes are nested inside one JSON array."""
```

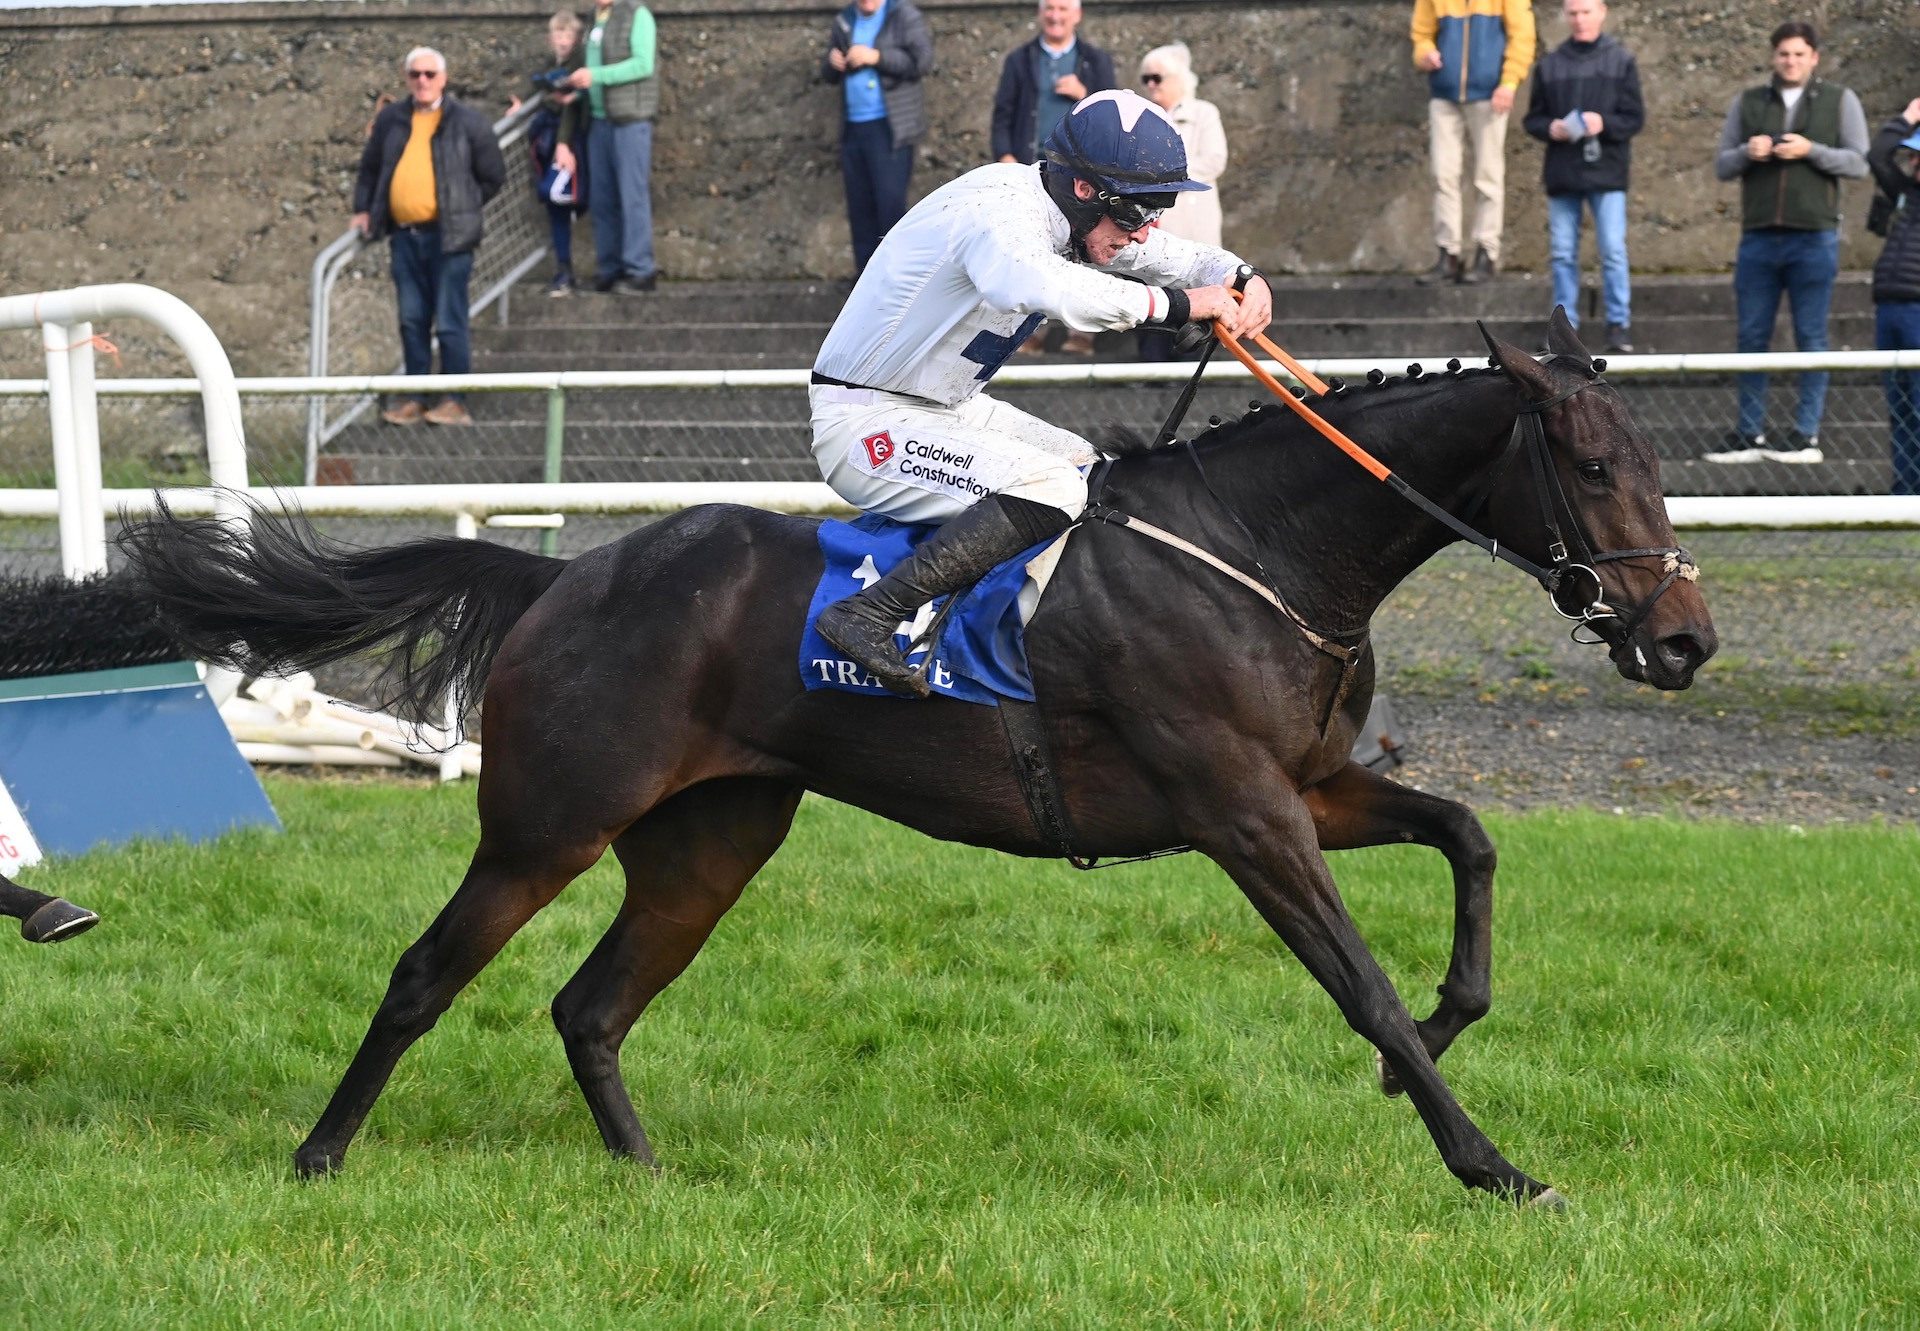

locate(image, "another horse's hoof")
[[1526, 1187, 1568, 1212], [21, 899, 100, 944], [1376, 1050, 1404, 1098]]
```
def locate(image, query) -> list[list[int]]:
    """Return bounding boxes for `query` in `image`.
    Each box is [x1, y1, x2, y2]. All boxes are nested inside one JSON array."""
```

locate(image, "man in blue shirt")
[[822, 0, 936, 275]]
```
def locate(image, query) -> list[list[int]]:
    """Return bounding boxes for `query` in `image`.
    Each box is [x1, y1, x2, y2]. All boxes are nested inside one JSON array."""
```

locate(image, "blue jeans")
[[1734, 228, 1840, 439], [1547, 191, 1630, 330], [389, 226, 473, 403], [840, 118, 913, 275], [545, 201, 574, 271], [1878, 300, 1920, 496], [587, 117, 655, 281]]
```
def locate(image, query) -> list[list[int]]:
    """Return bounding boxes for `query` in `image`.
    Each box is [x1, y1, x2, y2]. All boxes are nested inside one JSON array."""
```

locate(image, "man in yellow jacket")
[[1410, 0, 1535, 285]]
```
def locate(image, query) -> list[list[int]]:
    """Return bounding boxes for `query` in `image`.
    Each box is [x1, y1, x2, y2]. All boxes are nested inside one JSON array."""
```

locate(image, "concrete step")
[[501, 274, 1874, 327], [471, 322, 831, 358], [473, 312, 1882, 367], [505, 280, 851, 326]]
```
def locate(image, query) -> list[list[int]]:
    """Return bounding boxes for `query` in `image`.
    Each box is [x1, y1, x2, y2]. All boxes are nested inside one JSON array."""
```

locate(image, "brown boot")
[[380, 399, 425, 425], [1060, 331, 1096, 356], [423, 399, 473, 426], [1457, 247, 1496, 285]]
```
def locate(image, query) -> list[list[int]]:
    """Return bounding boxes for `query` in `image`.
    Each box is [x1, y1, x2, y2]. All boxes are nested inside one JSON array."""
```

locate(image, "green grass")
[[3, 779, 1916, 1327]]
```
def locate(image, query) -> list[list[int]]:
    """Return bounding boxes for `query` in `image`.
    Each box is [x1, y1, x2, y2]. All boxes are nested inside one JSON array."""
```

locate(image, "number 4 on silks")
[[851, 554, 938, 649], [961, 313, 1045, 381]]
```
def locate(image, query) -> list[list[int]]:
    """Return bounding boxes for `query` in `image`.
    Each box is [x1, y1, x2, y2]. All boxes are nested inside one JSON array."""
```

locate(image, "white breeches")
[[809, 383, 1097, 525]]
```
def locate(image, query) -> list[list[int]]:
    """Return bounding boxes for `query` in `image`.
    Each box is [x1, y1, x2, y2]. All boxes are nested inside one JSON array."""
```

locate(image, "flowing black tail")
[[117, 495, 567, 725]]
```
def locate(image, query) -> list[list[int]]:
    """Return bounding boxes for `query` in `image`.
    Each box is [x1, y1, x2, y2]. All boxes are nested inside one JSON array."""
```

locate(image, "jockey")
[[810, 88, 1274, 697]]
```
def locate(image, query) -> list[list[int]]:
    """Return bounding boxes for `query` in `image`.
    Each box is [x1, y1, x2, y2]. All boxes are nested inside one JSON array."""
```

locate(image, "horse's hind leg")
[[1305, 760, 1496, 1096], [294, 829, 610, 1178], [551, 777, 802, 1165], [0, 873, 98, 943]]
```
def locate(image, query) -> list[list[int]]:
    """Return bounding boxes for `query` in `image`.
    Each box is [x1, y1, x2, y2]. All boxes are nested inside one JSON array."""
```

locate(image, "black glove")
[[1172, 320, 1216, 355]]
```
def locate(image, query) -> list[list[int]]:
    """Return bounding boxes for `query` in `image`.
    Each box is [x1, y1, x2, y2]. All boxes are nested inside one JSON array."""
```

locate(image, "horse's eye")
[[1578, 460, 1608, 484]]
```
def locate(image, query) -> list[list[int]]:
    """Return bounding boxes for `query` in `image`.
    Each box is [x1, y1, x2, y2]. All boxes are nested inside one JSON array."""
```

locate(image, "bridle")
[[1153, 319, 1701, 668], [1464, 355, 1701, 663]]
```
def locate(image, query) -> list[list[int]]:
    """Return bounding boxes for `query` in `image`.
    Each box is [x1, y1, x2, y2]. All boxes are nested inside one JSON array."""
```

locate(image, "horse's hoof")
[[1376, 1050, 1404, 1098], [293, 1147, 344, 1180], [1526, 1187, 1568, 1212], [21, 899, 100, 944]]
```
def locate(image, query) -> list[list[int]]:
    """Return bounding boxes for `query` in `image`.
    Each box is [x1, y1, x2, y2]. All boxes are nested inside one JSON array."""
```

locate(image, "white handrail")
[[0, 284, 252, 574]]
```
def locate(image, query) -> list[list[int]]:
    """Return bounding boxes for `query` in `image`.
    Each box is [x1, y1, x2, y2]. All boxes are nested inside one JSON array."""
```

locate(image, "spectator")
[[1138, 43, 1226, 246], [1137, 42, 1228, 361], [1867, 97, 1920, 496], [527, 11, 588, 297], [570, 0, 659, 294], [994, 0, 1117, 356], [1522, 0, 1643, 352], [1706, 20, 1868, 465], [1409, 0, 1536, 286], [821, 0, 936, 277], [353, 47, 505, 427]]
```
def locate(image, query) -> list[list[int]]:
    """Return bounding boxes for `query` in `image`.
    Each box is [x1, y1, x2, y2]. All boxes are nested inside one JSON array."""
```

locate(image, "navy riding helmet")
[[1041, 89, 1210, 245]]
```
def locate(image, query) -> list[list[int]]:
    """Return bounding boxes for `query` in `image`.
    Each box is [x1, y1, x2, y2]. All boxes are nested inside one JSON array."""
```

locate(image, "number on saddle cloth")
[[961, 314, 1045, 381]]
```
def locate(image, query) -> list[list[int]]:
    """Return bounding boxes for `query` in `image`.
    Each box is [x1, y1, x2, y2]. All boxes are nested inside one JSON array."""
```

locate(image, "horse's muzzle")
[[1613, 623, 1717, 690]]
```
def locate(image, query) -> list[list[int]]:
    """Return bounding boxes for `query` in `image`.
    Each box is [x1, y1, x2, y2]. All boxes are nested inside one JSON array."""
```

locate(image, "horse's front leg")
[[1304, 760, 1494, 1096], [0, 873, 98, 944], [1191, 780, 1559, 1205]]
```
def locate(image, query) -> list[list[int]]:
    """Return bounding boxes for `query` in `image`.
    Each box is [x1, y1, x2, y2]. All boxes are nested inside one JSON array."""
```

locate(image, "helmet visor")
[[1099, 189, 1179, 231]]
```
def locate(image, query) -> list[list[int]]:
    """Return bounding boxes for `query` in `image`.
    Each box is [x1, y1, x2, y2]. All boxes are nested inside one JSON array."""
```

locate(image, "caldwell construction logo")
[[862, 430, 896, 467]]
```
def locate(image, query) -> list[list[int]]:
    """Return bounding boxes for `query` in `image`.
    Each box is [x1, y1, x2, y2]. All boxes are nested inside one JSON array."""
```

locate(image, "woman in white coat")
[[1139, 43, 1227, 247]]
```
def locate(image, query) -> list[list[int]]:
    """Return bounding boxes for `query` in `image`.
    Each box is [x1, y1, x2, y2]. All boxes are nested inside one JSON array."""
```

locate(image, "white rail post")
[[39, 322, 91, 578], [66, 322, 109, 573], [441, 510, 481, 783]]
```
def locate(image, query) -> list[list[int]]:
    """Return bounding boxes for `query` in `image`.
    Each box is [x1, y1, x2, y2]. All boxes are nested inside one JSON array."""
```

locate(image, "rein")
[[1203, 321, 1698, 661]]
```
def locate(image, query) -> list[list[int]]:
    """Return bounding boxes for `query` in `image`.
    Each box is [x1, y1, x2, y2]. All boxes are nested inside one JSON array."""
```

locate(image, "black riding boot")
[[817, 494, 1073, 698]]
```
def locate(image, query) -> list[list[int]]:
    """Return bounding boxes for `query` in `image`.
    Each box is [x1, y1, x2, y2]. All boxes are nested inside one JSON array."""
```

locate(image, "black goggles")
[[1097, 189, 1179, 231]]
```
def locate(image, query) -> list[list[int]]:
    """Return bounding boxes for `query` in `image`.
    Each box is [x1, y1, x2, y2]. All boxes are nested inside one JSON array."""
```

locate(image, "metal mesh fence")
[[286, 365, 1916, 495]]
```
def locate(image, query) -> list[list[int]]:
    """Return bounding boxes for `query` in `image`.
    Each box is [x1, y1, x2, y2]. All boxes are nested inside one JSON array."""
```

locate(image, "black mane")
[[1099, 363, 1510, 460]]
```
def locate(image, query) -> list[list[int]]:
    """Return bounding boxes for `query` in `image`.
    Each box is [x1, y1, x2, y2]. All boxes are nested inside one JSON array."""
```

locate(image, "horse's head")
[[1479, 309, 1718, 690]]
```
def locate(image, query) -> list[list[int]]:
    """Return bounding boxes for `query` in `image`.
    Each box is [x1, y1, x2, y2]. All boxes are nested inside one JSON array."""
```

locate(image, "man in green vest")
[[568, 0, 660, 294], [1706, 20, 1867, 465]]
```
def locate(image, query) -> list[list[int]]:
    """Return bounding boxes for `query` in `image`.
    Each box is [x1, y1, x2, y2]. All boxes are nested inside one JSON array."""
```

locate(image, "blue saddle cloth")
[[799, 514, 1050, 705]]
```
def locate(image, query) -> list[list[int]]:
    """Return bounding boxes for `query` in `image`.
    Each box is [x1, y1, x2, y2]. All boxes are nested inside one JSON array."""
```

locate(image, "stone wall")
[[1, 0, 1915, 372]]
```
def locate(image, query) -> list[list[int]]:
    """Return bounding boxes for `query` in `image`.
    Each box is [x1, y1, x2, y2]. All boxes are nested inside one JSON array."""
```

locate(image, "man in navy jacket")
[[1522, 0, 1644, 352], [991, 0, 1116, 353], [991, 0, 1116, 166]]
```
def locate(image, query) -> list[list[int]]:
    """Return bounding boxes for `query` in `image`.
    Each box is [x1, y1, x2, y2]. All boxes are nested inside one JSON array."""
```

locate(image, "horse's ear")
[[1478, 321, 1558, 400], [1544, 306, 1593, 365]]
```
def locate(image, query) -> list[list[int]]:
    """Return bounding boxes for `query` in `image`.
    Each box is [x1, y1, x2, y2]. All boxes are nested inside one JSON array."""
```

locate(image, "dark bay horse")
[[121, 313, 1715, 1204]]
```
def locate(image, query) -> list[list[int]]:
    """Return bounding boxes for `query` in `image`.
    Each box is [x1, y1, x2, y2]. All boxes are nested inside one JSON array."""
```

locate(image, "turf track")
[[2, 779, 1914, 1327]]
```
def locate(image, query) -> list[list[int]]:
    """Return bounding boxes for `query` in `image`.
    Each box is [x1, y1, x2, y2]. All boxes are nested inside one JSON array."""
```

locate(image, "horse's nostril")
[[1658, 633, 1704, 670]]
